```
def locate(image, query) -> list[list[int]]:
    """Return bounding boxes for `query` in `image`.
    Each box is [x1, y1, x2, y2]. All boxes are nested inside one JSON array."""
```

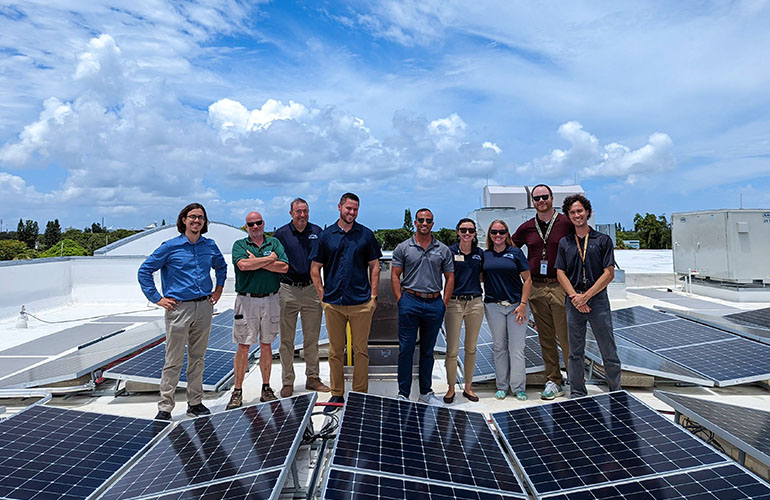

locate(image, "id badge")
[[454, 254, 465, 262], [540, 260, 548, 275]]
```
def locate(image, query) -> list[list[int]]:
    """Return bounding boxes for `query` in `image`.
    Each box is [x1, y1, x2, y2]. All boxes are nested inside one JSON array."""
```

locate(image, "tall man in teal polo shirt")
[[226, 211, 289, 409], [138, 203, 227, 420]]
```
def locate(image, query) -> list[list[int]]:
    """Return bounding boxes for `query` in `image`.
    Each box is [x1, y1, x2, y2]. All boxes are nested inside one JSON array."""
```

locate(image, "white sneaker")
[[541, 380, 564, 400], [417, 391, 444, 406], [397, 394, 409, 401]]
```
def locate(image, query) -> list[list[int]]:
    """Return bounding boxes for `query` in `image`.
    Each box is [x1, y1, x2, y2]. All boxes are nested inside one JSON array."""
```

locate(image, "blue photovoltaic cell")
[[615, 319, 734, 351], [139, 470, 281, 500], [611, 306, 675, 329], [330, 392, 525, 497], [324, 469, 526, 500], [0, 405, 168, 500], [492, 391, 728, 496], [544, 464, 770, 499], [100, 394, 315, 500], [725, 307, 770, 330]]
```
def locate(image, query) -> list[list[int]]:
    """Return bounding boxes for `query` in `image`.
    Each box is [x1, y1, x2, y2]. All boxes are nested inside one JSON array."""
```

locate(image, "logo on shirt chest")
[[308, 234, 318, 240], [471, 254, 482, 261], [263, 250, 272, 256], [503, 253, 516, 260]]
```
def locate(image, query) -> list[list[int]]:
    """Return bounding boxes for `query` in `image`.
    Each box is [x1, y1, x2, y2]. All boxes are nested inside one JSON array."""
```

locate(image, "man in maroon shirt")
[[512, 184, 573, 399]]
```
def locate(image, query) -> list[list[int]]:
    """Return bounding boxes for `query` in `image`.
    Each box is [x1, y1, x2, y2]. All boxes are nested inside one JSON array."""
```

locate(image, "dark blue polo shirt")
[[273, 221, 322, 283], [555, 228, 615, 292], [310, 221, 382, 305], [483, 246, 529, 303], [448, 243, 483, 296]]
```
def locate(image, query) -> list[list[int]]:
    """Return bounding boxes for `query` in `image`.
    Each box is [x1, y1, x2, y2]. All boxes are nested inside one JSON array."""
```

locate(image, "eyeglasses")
[[489, 229, 508, 236], [186, 214, 206, 221], [458, 228, 475, 234], [533, 194, 550, 202], [416, 218, 434, 224], [246, 220, 264, 227]]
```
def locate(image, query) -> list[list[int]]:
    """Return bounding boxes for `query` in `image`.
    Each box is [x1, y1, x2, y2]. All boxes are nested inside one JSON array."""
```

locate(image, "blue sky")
[[1, 1, 769, 232]]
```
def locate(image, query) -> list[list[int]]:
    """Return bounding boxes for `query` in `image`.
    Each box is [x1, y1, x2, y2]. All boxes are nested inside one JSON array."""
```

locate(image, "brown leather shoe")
[[280, 385, 293, 398], [305, 377, 331, 392]]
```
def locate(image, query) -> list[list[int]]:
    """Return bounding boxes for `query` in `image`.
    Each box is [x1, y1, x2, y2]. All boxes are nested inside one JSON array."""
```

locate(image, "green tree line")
[[616, 212, 671, 249]]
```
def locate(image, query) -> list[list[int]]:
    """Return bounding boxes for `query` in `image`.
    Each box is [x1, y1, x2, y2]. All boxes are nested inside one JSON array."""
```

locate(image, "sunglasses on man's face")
[[416, 218, 434, 224], [489, 229, 508, 236], [246, 220, 264, 227], [458, 227, 476, 234], [533, 194, 550, 202]]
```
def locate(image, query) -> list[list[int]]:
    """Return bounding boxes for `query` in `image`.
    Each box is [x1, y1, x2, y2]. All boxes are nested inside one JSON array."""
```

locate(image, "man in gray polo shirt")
[[391, 208, 454, 405]]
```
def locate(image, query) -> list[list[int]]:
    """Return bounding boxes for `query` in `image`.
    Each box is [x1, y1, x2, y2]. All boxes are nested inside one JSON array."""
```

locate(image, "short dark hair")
[[456, 218, 478, 247], [415, 208, 432, 219], [339, 192, 359, 204], [562, 194, 592, 219], [177, 203, 209, 234], [290, 197, 308, 211], [531, 184, 553, 197]]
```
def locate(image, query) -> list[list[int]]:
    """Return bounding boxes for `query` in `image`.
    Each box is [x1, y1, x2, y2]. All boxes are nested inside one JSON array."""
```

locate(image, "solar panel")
[[543, 464, 770, 500], [325, 392, 527, 498], [585, 333, 714, 386], [492, 391, 729, 497], [0, 323, 132, 356], [662, 307, 770, 346], [655, 390, 770, 468], [100, 393, 316, 500], [292, 321, 330, 350], [324, 469, 526, 500], [136, 470, 281, 499], [0, 405, 168, 500], [615, 318, 734, 351], [612, 306, 675, 329], [725, 307, 770, 330]]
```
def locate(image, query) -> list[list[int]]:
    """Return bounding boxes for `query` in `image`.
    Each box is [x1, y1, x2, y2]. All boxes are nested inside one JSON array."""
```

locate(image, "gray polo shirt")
[[392, 236, 454, 293]]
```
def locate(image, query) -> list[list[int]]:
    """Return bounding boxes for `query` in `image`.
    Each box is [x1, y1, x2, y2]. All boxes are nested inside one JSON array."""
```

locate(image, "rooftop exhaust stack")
[[16, 305, 28, 329]]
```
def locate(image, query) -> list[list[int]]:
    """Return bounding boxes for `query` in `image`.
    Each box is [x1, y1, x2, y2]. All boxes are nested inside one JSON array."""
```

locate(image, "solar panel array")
[[100, 393, 316, 500], [724, 307, 770, 330], [589, 306, 770, 386], [0, 405, 168, 500], [322, 391, 527, 499], [655, 390, 770, 468], [492, 391, 770, 499]]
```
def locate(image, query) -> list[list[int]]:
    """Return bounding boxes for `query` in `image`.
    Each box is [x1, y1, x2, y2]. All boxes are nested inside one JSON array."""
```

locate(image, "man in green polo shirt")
[[226, 211, 289, 409]]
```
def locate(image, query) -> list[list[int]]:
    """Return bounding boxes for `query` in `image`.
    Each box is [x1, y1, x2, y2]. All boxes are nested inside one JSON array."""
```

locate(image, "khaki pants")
[[279, 283, 323, 386], [323, 298, 376, 396], [529, 281, 570, 385], [159, 300, 213, 412], [444, 297, 484, 387]]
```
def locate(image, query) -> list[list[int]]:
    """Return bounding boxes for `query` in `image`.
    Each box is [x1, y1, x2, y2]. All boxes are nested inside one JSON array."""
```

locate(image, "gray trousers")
[[159, 300, 213, 412], [485, 302, 528, 393], [565, 290, 621, 398], [279, 283, 323, 386]]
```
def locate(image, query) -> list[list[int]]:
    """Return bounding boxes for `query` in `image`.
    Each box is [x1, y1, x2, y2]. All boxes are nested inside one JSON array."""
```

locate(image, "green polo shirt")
[[232, 236, 289, 294]]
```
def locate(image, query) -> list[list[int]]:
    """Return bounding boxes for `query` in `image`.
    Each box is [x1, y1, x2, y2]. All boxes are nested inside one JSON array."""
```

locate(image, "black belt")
[[181, 295, 210, 303], [281, 280, 312, 287], [238, 292, 277, 298], [484, 297, 516, 306], [532, 277, 559, 284], [451, 294, 481, 301], [403, 288, 441, 299]]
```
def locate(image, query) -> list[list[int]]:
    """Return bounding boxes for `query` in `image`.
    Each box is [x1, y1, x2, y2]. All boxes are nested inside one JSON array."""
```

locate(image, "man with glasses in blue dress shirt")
[[138, 203, 227, 420]]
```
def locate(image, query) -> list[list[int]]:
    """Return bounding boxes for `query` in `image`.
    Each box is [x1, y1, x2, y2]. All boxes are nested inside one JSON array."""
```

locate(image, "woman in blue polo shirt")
[[483, 219, 532, 400], [444, 218, 484, 404]]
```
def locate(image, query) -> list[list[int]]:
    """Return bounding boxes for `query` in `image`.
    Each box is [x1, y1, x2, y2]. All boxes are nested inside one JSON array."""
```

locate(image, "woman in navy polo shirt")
[[483, 219, 532, 400], [443, 218, 484, 404]]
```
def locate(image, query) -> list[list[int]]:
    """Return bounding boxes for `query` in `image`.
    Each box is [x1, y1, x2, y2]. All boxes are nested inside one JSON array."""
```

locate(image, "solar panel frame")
[[658, 306, 770, 346], [325, 391, 528, 498], [0, 404, 169, 500], [611, 306, 677, 330], [492, 391, 731, 498], [541, 464, 770, 500], [654, 390, 770, 468], [98, 393, 316, 500], [136, 469, 282, 500]]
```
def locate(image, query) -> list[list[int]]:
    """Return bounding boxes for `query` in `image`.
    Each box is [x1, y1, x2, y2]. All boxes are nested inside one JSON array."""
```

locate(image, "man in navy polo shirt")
[[555, 194, 621, 398], [274, 198, 330, 398], [310, 193, 382, 412], [138, 203, 227, 420], [391, 208, 454, 405]]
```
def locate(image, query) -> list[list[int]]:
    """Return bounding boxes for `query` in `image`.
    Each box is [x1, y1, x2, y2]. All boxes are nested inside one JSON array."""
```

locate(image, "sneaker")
[[397, 394, 409, 401], [515, 391, 528, 401], [324, 395, 345, 414], [541, 381, 564, 400], [494, 390, 507, 400], [226, 389, 243, 410], [186, 403, 211, 417], [417, 391, 444, 406], [260, 386, 277, 402], [280, 385, 293, 398], [305, 377, 331, 392], [155, 410, 172, 421]]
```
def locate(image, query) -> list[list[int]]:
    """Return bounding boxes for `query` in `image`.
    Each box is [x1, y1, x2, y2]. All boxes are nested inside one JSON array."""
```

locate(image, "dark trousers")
[[565, 291, 621, 398], [397, 293, 445, 397]]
